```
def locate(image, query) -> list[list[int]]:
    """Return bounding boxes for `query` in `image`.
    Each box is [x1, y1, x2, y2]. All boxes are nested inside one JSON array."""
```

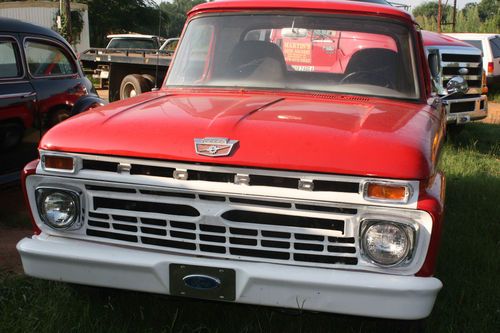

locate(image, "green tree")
[[80, 0, 161, 47], [413, 1, 453, 26], [160, 0, 205, 38], [477, 0, 499, 22], [414, 0, 499, 33]]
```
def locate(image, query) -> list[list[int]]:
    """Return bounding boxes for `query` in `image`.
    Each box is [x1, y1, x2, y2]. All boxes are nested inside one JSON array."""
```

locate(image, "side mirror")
[[446, 76, 468, 96], [428, 53, 440, 78]]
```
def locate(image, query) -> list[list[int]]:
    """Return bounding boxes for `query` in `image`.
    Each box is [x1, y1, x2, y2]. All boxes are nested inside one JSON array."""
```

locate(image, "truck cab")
[[106, 34, 161, 50]]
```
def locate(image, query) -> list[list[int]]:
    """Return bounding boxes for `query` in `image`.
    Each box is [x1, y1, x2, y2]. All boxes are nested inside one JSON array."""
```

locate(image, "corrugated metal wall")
[[0, 2, 90, 53]]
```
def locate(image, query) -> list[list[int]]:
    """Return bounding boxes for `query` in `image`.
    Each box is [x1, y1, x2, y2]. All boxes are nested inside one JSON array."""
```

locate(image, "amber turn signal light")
[[482, 72, 488, 94], [44, 155, 75, 171], [365, 182, 409, 202]]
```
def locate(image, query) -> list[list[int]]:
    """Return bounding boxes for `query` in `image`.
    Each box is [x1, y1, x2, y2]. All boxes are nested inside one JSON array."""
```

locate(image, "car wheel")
[[0, 122, 24, 151], [120, 74, 149, 100], [141, 74, 157, 90], [48, 108, 71, 128]]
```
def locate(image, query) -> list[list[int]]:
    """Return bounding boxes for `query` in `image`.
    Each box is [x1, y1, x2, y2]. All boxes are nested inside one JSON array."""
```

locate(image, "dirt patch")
[[97, 88, 109, 102], [0, 226, 32, 273], [482, 102, 500, 124], [0, 185, 33, 273]]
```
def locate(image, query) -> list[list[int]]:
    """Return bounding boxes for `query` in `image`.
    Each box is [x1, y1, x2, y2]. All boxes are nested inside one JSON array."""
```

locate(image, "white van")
[[445, 33, 500, 86]]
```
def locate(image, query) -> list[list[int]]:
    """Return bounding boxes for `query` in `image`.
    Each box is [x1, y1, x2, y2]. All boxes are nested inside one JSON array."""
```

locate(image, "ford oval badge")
[[183, 274, 221, 290], [458, 67, 469, 75]]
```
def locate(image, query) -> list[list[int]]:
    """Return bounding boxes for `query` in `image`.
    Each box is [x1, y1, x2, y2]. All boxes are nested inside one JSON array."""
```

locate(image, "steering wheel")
[[339, 70, 395, 89]]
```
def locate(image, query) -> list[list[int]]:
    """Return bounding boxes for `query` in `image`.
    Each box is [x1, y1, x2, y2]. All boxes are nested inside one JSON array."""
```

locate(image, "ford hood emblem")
[[194, 137, 239, 157], [183, 274, 221, 290], [458, 67, 469, 75]]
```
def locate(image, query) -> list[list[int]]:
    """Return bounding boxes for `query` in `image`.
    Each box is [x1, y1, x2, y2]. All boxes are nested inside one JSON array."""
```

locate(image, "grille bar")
[[81, 159, 361, 193], [440, 52, 482, 90]]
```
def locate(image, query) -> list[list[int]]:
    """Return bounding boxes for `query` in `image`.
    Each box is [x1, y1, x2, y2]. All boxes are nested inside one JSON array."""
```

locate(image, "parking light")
[[43, 155, 75, 172], [363, 181, 411, 203]]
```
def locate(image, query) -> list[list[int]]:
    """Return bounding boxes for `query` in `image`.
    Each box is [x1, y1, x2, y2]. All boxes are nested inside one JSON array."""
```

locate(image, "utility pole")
[[452, 0, 457, 32], [437, 0, 442, 33], [61, 0, 72, 44]]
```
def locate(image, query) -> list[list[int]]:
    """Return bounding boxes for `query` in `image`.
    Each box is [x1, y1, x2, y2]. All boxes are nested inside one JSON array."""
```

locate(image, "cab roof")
[[189, 0, 413, 22], [107, 34, 158, 39]]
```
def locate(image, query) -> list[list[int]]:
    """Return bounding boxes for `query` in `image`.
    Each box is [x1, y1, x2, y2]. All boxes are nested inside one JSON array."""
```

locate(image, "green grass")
[[1, 123, 499, 333]]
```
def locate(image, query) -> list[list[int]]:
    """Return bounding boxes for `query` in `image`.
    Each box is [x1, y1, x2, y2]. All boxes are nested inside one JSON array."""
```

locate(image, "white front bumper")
[[17, 235, 442, 320]]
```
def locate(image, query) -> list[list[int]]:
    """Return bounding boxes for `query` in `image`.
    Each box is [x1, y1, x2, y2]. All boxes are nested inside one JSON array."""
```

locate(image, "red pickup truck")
[[18, 0, 451, 320]]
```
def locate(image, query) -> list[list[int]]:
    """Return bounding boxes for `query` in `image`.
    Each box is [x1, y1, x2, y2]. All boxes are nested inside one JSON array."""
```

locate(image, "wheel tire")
[[141, 74, 157, 90], [119, 74, 149, 100], [0, 122, 24, 151], [48, 108, 71, 128]]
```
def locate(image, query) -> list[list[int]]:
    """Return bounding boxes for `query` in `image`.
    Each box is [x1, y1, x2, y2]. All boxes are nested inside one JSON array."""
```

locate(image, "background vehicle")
[[18, 0, 450, 320], [424, 31, 488, 124], [80, 34, 174, 101], [0, 18, 99, 177], [353, 0, 488, 125], [106, 34, 162, 50], [159, 37, 179, 52], [444, 33, 500, 86]]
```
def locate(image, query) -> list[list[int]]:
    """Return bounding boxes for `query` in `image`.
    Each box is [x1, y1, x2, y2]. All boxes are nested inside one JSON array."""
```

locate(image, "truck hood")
[[40, 90, 441, 180], [421, 30, 475, 48]]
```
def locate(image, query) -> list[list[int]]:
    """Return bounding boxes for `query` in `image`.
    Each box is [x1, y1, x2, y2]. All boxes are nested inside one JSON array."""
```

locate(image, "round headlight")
[[37, 189, 79, 229], [361, 221, 412, 266]]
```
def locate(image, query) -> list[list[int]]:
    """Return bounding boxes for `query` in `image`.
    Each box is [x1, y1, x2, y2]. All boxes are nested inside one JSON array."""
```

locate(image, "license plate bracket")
[[169, 264, 236, 301]]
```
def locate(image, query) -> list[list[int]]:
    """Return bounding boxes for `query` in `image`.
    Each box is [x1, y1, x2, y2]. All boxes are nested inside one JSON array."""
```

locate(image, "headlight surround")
[[36, 188, 81, 230], [360, 220, 416, 267]]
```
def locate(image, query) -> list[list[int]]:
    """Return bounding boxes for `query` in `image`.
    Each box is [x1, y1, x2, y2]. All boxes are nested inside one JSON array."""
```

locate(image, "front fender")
[[71, 94, 107, 116]]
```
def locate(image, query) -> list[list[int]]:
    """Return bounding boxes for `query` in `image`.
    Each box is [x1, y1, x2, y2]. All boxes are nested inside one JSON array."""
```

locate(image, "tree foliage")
[[413, 0, 499, 33], [160, 0, 206, 38], [54, 9, 84, 45], [413, 1, 452, 25], [82, 0, 161, 47]]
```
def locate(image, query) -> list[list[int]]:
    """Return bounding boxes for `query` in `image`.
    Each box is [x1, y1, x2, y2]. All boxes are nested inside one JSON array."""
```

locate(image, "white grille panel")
[[83, 183, 359, 268]]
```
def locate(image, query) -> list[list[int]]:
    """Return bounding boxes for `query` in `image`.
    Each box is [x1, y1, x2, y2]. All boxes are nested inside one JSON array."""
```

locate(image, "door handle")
[[0, 92, 37, 100], [21, 91, 37, 98]]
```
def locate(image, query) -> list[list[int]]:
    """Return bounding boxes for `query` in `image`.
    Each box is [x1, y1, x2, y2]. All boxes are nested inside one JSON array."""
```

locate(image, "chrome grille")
[[440, 51, 482, 93], [83, 183, 359, 269]]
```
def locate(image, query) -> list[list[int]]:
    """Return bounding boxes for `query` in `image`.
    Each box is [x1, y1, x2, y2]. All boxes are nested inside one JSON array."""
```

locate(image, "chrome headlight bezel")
[[35, 187, 82, 230], [359, 219, 417, 268]]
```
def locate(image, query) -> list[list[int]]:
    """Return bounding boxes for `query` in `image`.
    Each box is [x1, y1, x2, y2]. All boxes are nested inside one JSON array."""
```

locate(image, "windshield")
[[463, 40, 483, 52], [107, 38, 157, 49], [167, 14, 419, 99]]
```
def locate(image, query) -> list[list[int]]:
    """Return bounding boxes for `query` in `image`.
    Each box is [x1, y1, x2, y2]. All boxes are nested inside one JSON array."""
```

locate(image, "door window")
[[489, 36, 500, 58], [25, 40, 76, 77], [0, 38, 22, 78]]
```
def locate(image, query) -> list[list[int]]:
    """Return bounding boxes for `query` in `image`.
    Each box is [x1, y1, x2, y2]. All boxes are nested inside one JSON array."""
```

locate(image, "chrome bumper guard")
[[445, 95, 488, 124]]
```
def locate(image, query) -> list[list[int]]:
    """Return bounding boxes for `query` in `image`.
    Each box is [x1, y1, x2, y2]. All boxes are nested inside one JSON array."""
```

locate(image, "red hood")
[[40, 89, 440, 180], [421, 30, 475, 48]]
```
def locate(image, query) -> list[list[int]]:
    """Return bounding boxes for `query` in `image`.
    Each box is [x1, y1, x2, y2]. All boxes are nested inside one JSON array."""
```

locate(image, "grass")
[[1, 123, 499, 333]]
